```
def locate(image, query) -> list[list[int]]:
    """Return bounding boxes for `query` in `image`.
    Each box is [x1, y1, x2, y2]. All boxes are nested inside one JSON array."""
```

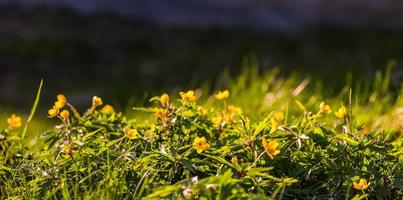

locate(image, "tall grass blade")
[[20, 79, 43, 149]]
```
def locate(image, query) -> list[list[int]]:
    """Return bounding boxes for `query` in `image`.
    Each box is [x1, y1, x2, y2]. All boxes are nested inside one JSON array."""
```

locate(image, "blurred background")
[[1, 0, 403, 111]]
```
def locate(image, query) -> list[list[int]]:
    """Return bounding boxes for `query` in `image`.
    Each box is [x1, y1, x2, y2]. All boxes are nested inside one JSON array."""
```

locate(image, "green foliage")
[[0, 69, 402, 199]]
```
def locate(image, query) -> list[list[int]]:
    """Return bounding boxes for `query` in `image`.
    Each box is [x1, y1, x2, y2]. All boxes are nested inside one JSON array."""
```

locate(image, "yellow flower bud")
[[57, 94, 67, 105], [54, 100, 65, 109], [160, 93, 170, 105], [60, 110, 70, 121], [92, 96, 103, 107], [319, 102, 331, 114], [48, 106, 59, 118], [335, 106, 347, 118], [101, 104, 114, 113], [273, 111, 284, 122]]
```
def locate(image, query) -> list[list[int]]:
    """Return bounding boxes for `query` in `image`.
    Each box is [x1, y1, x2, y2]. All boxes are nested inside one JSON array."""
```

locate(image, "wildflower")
[[155, 108, 168, 121], [55, 94, 67, 108], [179, 90, 197, 103], [353, 178, 369, 190], [101, 104, 114, 113], [273, 111, 284, 122], [92, 96, 103, 107], [214, 90, 230, 100], [48, 106, 59, 118], [160, 93, 170, 105], [7, 114, 22, 129], [60, 110, 70, 121], [54, 101, 65, 109], [227, 105, 242, 115], [335, 106, 347, 118], [262, 138, 280, 159], [319, 102, 331, 114], [193, 136, 210, 154], [124, 127, 138, 140], [57, 94, 67, 104]]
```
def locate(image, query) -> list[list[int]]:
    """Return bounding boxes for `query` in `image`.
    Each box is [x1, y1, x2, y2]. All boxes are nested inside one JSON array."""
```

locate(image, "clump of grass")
[[0, 68, 402, 199]]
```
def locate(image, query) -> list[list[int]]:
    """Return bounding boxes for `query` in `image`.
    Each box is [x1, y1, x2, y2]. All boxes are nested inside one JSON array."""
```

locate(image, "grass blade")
[[20, 79, 43, 149]]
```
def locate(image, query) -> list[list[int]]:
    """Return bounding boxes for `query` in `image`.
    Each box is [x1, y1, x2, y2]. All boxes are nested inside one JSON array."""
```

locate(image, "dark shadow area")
[[0, 4, 402, 109]]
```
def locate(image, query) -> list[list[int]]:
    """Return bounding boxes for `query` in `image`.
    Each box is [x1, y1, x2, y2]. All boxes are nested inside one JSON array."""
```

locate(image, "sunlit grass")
[[0, 66, 402, 199]]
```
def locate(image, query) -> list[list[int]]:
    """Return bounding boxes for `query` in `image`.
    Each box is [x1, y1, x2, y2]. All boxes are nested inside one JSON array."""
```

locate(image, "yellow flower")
[[7, 114, 22, 129], [319, 102, 331, 114], [56, 94, 67, 106], [227, 105, 242, 115], [262, 138, 280, 159], [353, 178, 369, 190], [101, 104, 114, 113], [124, 127, 138, 140], [48, 106, 59, 118], [60, 110, 70, 121], [54, 100, 65, 109], [160, 93, 170, 105], [193, 136, 210, 154], [179, 90, 197, 103], [92, 96, 103, 107], [273, 111, 284, 122], [155, 108, 168, 121], [335, 106, 347, 118], [214, 90, 230, 100]]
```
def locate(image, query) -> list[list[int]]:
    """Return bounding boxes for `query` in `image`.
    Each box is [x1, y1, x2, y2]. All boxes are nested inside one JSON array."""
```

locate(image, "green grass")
[[0, 67, 402, 199]]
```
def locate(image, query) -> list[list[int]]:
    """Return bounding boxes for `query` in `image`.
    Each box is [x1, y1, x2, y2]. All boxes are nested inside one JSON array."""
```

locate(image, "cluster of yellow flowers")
[[48, 94, 69, 121], [212, 105, 243, 128], [319, 102, 347, 118], [47, 95, 115, 124]]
